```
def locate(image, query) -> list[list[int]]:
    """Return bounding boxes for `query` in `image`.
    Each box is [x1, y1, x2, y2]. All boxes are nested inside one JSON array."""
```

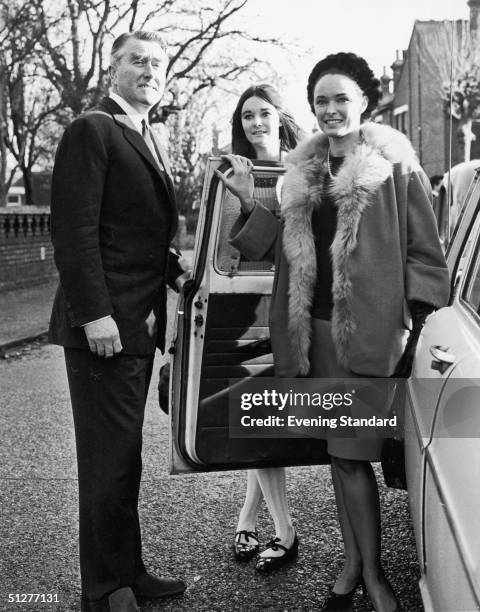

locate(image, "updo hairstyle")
[[306, 52, 381, 121]]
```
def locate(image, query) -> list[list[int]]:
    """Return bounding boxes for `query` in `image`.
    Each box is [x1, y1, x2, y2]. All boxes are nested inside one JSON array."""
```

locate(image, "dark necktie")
[[141, 119, 165, 173]]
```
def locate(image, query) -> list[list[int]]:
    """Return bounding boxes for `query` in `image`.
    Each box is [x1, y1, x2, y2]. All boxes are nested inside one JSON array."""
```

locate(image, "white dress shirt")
[[109, 91, 148, 133]]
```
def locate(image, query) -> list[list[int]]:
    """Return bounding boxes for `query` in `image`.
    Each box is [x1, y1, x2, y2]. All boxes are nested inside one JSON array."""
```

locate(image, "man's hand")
[[83, 315, 123, 358], [214, 154, 255, 214]]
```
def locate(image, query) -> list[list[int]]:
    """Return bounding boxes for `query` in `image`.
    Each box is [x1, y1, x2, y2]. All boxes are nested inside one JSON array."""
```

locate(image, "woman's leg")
[[255, 467, 295, 557], [236, 470, 263, 535], [330, 460, 362, 593], [331, 456, 398, 612]]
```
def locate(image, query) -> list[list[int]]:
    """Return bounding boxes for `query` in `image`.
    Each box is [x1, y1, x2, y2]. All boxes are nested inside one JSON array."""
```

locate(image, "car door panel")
[[422, 339, 480, 610], [407, 184, 480, 610], [422, 456, 480, 611], [170, 159, 329, 474], [407, 307, 468, 445]]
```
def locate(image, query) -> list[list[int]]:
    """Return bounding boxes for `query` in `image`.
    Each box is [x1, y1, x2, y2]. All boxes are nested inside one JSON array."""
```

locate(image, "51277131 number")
[[7, 594, 59, 604]]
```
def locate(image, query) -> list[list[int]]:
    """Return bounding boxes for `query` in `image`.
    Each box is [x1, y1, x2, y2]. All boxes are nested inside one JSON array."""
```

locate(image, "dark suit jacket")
[[49, 97, 183, 354]]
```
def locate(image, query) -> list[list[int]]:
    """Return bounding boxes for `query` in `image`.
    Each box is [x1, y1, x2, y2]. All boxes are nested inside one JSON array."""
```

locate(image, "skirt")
[[309, 318, 384, 462]]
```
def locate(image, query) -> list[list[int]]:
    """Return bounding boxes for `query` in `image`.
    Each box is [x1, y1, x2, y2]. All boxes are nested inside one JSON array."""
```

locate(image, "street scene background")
[[0, 0, 477, 610]]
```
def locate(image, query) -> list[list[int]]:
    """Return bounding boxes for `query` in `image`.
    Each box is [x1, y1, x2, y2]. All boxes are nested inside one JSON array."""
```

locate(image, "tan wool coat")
[[231, 123, 451, 377]]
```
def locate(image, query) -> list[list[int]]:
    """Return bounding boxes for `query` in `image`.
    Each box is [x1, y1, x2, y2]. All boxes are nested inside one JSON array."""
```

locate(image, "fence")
[[0, 209, 192, 292], [0, 208, 57, 292]]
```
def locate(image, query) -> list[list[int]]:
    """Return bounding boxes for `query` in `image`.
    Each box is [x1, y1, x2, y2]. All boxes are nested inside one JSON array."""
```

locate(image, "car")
[[405, 163, 480, 611]]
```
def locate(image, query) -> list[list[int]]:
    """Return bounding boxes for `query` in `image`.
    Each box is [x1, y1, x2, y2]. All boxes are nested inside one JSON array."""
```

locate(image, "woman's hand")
[[214, 154, 255, 214]]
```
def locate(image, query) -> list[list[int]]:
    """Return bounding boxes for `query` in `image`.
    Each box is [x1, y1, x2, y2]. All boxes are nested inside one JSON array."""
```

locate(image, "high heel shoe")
[[363, 576, 402, 612], [233, 530, 259, 562], [320, 578, 366, 612], [254, 533, 298, 573]]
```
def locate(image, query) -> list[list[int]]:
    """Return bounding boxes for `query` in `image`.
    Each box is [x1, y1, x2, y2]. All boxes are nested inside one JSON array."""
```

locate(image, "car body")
[[405, 164, 480, 611]]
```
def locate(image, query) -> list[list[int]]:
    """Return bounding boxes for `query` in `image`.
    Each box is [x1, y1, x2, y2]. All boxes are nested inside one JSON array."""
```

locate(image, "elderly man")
[[49, 31, 187, 612]]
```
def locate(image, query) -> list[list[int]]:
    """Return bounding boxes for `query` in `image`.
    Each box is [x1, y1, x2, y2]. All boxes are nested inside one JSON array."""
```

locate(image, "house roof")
[[397, 19, 469, 86]]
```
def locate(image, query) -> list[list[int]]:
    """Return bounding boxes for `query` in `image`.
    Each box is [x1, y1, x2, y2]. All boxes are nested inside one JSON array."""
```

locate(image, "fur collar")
[[281, 123, 417, 374]]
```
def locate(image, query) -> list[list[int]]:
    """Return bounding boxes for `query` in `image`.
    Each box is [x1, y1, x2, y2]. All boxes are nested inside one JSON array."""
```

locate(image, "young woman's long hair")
[[231, 84, 302, 158]]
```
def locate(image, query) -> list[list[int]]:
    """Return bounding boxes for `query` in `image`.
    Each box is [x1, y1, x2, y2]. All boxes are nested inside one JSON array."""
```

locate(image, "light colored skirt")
[[309, 318, 384, 462]]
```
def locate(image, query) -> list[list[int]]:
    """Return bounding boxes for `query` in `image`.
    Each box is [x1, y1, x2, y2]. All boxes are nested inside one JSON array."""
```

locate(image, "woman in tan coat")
[[220, 53, 450, 611]]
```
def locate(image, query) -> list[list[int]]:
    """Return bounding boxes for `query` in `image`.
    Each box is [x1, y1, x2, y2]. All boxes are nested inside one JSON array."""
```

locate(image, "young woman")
[[219, 56, 450, 611], [216, 84, 302, 573]]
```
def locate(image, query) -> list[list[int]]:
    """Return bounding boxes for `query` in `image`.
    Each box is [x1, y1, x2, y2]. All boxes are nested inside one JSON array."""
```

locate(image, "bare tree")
[[447, 68, 480, 162], [165, 91, 214, 220], [0, 0, 62, 205], [1, 0, 284, 206], [32, 0, 281, 120], [432, 19, 480, 162], [31, 0, 128, 116]]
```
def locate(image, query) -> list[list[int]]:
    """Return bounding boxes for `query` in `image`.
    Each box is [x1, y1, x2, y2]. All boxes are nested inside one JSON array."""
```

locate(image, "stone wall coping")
[[0, 206, 50, 215]]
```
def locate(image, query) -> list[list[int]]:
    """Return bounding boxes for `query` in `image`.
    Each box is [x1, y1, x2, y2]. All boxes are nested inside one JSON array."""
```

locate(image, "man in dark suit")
[[49, 30, 188, 612]]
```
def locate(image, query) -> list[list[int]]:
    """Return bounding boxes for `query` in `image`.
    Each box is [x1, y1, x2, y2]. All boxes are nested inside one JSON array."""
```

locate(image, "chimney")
[[469, 0, 480, 61], [391, 50, 404, 87], [468, 0, 480, 36], [380, 66, 391, 96]]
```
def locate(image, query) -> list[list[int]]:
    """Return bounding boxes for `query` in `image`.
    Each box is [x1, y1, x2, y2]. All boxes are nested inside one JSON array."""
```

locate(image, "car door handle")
[[429, 345, 456, 374]]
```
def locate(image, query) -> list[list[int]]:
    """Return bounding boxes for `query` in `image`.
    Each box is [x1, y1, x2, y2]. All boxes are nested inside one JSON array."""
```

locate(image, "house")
[[6, 185, 26, 207], [5, 171, 52, 208], [375, 1, 480, 177]]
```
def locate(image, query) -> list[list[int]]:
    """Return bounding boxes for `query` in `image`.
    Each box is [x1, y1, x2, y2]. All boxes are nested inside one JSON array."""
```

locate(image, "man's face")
[[111, 37, 167, 113]]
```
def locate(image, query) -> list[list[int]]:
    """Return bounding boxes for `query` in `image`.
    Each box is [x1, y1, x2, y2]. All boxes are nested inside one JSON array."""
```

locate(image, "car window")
[[462, 232, 480, 314], [214, 170, 282, 275]]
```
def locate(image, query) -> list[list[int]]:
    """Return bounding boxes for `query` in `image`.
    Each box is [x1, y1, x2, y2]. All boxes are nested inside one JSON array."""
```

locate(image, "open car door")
[[169, 158, 329, 474]]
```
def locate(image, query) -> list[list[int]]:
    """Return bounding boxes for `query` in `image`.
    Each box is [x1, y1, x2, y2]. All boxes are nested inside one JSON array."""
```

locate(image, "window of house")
[[394, 105, 408, 136], [7, 195, 21, 206]]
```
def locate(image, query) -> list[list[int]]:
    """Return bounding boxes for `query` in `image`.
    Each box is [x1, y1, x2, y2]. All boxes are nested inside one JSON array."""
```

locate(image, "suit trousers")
[[64, 348, 154, 611]]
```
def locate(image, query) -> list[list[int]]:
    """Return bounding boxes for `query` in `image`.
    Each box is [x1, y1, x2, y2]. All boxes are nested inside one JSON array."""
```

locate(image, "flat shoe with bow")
[[255, 534, 298, 573]]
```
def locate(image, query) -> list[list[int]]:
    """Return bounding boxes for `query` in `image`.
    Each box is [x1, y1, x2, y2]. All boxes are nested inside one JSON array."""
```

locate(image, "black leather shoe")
[[233, 530, 260, 562], [320, 579, 365, 612], [108, 587, 139, 612], [254, 534, 298, 573], [132, 572, 186, 599]]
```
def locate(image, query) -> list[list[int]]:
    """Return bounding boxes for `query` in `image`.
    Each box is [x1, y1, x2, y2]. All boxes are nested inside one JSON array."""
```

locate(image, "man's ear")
[[108, 65, 116, 87]]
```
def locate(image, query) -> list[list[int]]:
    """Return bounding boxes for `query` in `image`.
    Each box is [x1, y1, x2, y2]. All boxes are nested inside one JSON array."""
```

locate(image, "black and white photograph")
[[0, 1, 478, 611]]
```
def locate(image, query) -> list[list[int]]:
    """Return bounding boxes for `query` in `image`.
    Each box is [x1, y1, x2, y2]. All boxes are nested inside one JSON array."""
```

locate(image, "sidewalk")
[[0, 251, 193, 350], [0, 281, 58, 348]]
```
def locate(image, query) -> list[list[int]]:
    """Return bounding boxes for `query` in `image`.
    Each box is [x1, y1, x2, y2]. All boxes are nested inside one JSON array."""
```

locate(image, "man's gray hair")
[[110, 30, 167, 68]]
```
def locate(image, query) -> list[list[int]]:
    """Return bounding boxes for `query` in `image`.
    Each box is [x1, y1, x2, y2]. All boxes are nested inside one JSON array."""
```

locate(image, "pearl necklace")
[[326, 148, 346, 179], [326, 148, 334, 180]]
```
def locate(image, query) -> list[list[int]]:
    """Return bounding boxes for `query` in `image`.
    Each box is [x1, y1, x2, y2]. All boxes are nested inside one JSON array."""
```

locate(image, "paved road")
[[0, 281, 58, 347], [0, 292, 423, 612]]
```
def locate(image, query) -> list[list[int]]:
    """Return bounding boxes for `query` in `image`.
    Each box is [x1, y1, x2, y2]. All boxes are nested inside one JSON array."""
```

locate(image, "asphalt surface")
[[0, 285, 424, 612], [0, 281, 58, 348]]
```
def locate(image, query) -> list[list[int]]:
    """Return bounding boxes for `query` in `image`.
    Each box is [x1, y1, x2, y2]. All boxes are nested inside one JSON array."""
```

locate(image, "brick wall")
[[0, 210, 191, 292], [0, 209, 57, 292]]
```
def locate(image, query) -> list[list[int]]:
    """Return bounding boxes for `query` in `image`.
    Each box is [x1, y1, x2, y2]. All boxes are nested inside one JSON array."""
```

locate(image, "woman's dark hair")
[[307, 52, 381, 121], [231, 84, 301, 159]]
